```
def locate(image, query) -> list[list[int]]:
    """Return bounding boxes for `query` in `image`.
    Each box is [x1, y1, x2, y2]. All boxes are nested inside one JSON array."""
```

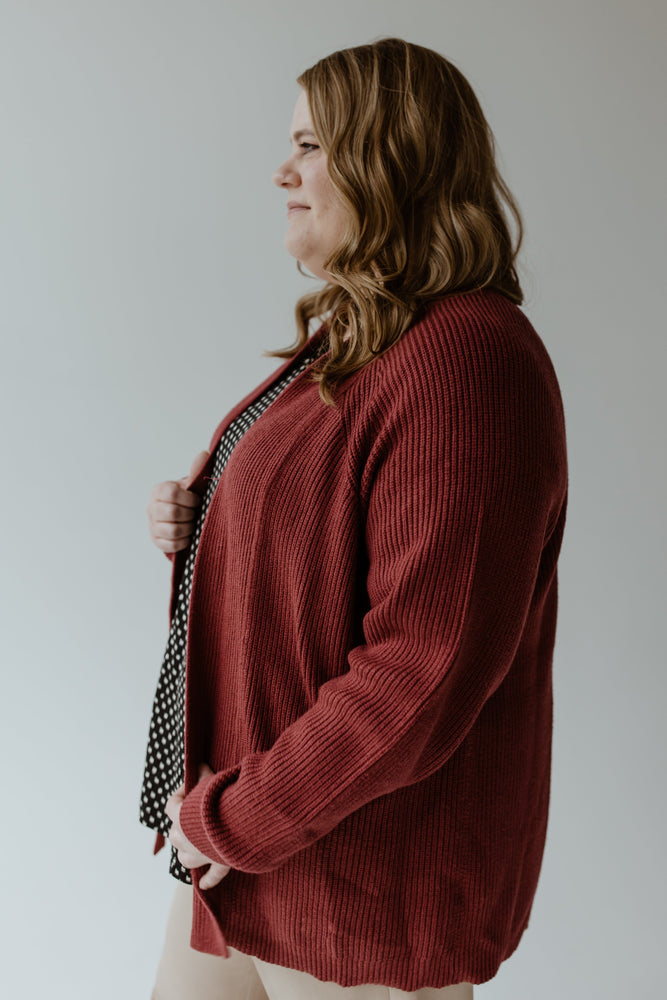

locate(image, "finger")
[[169, 831, 214, 869], [186, 450, 210, 489], [198, 762, 215, 780], [150, 499, 200, 522], [151, 535, 192, 554], [176, 846, 210, 868], [168, 826, 205, 865], [165, 793, 184, 824], [150, 481, 202, 508], [168, 826, 187, 851], [150, 521, 196, 543], [199, 863, 231, 890]]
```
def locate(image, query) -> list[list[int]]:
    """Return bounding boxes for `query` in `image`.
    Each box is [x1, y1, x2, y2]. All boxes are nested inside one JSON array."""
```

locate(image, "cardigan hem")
[[188, 904, 529, 989]]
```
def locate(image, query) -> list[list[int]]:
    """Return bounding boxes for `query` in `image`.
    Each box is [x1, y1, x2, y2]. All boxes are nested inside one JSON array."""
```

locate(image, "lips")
[[287, 202, 309, 212]]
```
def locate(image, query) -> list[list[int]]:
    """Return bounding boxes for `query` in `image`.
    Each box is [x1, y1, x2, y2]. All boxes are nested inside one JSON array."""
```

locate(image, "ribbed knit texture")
[[159, 289, 568, 990], [139, 337, 328, 882]]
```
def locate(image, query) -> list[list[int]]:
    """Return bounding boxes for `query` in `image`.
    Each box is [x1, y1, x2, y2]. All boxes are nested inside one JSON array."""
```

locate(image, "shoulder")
[[341, 290, 567, 517], [399, 289, 556, 382], [347, 289, 563, 417], [340, 289, 567, 497]]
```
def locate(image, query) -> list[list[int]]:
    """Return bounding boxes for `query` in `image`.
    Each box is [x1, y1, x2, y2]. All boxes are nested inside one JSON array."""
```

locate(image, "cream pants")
[[151, 881, 474, 1000]]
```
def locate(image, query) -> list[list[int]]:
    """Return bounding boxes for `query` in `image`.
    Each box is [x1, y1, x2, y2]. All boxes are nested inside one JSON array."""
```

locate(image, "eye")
[[300, 142, 319, 153]]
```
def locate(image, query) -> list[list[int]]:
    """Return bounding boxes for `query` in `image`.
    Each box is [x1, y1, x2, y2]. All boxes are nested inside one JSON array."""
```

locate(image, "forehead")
[[290, 89, 314, 131]]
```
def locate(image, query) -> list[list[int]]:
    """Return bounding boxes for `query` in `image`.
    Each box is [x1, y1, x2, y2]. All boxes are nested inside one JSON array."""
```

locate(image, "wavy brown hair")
[[265, 36, 524, 407]]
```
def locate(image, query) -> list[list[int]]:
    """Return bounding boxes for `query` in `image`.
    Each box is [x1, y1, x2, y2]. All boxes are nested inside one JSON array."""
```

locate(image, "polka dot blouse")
[[139, 337, 328, 882]]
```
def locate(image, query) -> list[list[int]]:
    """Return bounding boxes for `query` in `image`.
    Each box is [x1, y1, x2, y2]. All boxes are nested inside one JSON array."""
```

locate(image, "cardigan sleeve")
[[179, 327, 568, 874]]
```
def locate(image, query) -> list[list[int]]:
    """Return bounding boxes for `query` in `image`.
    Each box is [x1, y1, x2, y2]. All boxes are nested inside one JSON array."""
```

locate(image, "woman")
[[140, 37, 568, 999]]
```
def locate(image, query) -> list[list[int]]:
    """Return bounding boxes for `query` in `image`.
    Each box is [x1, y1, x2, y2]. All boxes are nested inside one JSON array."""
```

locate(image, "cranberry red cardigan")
[[152, 289, 568, 990]]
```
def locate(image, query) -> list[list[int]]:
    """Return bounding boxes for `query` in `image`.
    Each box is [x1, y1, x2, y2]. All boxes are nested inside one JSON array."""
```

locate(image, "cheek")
[[325, 200, 350, 244], [309, 163, 338, 209], [314, 181, 348, 233]]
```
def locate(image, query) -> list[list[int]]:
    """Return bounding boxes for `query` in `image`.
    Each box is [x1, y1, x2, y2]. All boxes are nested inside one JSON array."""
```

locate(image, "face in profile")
[[272, 89, 350, 282]]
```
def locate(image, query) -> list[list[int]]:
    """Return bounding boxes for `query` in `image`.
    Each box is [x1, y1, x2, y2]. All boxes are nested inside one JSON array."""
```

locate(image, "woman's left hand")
[[165, 763, 232, 889]]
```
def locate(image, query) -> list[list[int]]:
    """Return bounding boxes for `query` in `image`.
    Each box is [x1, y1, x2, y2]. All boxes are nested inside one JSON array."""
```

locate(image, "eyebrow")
[[289, 128, 317, 144]]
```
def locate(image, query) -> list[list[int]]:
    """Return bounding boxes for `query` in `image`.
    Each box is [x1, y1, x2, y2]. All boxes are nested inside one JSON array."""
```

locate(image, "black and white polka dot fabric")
[[139, 339, 328, 882]]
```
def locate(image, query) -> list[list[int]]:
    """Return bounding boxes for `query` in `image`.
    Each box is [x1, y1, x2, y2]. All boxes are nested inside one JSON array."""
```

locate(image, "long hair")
[[265, 36, 525, 407]]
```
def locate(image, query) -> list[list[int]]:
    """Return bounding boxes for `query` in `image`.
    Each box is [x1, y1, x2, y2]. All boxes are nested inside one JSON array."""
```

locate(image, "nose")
[[272, 158, 300, 189]]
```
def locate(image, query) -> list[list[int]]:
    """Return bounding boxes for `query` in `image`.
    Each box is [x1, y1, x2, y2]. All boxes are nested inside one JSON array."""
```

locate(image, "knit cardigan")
[[152, 288, 568, 990]]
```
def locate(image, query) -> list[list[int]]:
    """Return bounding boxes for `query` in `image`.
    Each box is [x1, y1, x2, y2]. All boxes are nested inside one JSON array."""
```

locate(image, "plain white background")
[[1, 1, 665, 997]]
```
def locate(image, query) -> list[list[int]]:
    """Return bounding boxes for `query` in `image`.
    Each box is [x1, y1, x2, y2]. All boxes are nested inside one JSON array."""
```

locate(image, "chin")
[[284, 235, 306, 262]]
